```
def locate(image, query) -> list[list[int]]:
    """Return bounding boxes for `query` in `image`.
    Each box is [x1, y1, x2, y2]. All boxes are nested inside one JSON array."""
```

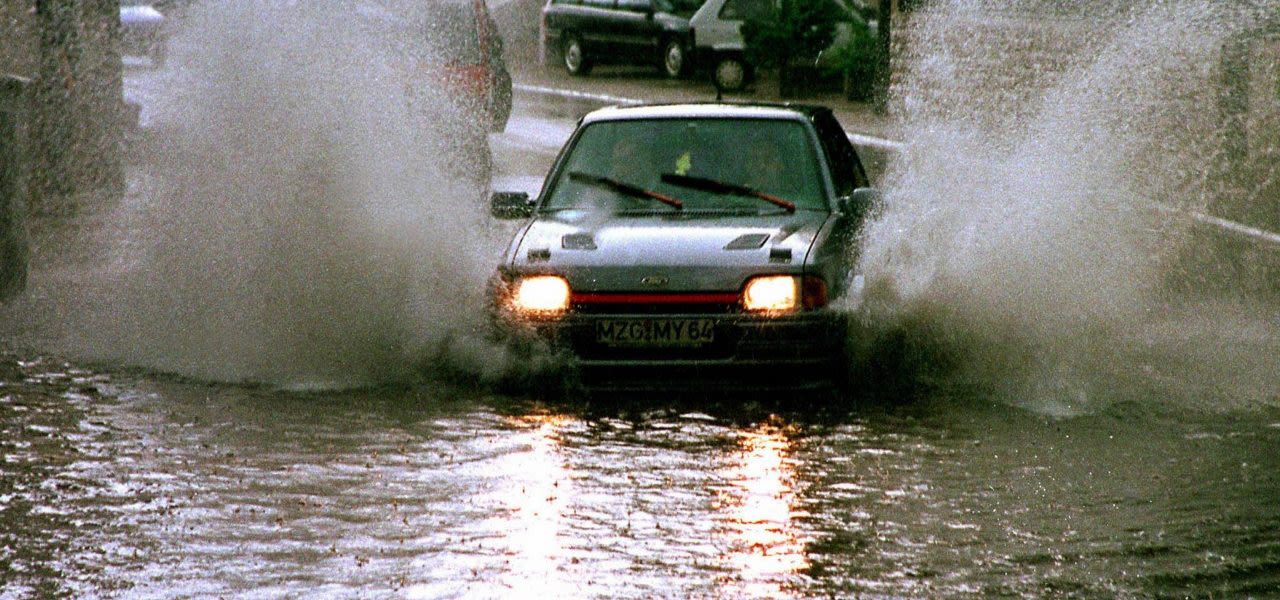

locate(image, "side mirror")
[[838, 187, 882, 219], [491, 191, 534, 220]]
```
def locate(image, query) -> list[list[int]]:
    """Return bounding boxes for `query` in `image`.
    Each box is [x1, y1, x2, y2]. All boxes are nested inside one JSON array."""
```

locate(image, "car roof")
[[580, 102, 831, 125]]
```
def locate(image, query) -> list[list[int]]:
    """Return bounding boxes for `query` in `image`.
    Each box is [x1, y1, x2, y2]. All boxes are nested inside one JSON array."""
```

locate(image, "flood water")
[[3, 355, 1279, 598], [5, 0, 1280, 597]]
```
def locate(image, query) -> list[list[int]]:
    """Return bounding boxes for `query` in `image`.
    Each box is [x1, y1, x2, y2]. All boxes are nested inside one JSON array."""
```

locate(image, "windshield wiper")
[[660, 173, 797, 213], [569, 171, 684, 210]]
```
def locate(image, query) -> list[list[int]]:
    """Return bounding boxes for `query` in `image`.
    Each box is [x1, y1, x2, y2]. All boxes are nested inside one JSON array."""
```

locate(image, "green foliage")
[[822, 21, 880, 100], [741, 0, 843, 69]]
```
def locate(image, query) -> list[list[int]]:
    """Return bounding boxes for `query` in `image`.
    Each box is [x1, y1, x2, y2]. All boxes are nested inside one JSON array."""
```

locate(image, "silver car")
[[490, 103, 879, 392]]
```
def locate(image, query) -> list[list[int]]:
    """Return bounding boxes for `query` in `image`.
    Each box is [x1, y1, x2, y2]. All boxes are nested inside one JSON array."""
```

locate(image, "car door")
[[613, 0, 660, 60], [701, 0, 773, 52], [545, 0, 608, 51], [542, 0, 578, 49], [577, 0, 624, 53]]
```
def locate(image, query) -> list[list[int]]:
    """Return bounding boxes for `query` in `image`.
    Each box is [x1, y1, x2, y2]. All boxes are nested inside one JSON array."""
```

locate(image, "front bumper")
[[496, 309, 848, 392]]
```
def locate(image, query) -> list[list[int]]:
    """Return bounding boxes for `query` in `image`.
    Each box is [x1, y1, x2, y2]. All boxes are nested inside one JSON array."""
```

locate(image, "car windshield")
[[542, 118, 828, 213]]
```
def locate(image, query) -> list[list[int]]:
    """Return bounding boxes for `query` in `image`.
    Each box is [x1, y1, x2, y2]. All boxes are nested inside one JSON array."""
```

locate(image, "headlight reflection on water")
[[494, 415, 574, 596], [717, 423, 809, 597], [405, 414, 577, 599]]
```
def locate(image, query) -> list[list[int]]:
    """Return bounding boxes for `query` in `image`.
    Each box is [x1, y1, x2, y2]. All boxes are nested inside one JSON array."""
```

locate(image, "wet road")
[[3, 353, 1280, 598], [4, 41, 1280, 599]]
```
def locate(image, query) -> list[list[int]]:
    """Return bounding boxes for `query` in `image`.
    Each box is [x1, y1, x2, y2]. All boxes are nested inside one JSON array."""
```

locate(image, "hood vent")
[[769, 247, 792, 263], [527, 248, 551, 262], [561, 233, 597, 250], [723, 233, 770, 250]]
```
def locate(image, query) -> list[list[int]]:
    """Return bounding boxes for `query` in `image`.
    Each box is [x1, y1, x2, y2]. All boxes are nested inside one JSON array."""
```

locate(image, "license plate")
[[595, 319, 716, 347]]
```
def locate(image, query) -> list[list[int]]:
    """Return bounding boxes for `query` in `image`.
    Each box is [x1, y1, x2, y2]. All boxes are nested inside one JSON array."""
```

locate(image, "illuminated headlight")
[[511, 275, 571, 314], [742, 275, 799, 312], [742, 275, 828, 313]]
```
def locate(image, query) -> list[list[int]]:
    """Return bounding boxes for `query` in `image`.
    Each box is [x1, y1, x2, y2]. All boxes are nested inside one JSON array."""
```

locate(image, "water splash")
[[5, 2, 510, 386], [856, 0, 1280, 413]]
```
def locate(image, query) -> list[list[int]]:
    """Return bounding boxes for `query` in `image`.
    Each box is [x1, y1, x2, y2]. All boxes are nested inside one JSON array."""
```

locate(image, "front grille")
[[570, 292, 742, 316], [571, 302, 740, 315]]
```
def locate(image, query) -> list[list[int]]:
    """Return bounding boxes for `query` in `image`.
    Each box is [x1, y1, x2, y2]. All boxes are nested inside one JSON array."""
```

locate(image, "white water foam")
[[855, 0, 1280, 413], [5, 2, 512, 387]]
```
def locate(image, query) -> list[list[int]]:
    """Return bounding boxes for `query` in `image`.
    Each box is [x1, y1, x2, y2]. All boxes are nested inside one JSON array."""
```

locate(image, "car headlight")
[[511, 275, 571, 314], [742, 275, 798, 312], [742, 275, 828, 313]]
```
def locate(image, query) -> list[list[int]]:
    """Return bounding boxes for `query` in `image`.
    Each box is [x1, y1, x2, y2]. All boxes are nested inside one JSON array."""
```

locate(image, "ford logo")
[[640, 275, 669, 287]]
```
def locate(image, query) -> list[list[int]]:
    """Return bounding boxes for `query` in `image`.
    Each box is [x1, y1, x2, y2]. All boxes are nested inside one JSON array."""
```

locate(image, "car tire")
[[713, 56, 747, 92], [661, 39, 687, 79], [562, 34, 592, 76]]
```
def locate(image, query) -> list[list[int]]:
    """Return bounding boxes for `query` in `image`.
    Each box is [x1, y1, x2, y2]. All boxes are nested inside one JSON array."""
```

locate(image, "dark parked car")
[[488, 102, 879, 392], [541, 0, 701, 78]]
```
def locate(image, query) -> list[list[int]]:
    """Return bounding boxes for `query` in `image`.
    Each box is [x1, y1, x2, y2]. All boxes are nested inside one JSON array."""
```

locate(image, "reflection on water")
[[717, 420, 807, 598], [3, 354, 1279, 598], [489, 415, 573, 598]]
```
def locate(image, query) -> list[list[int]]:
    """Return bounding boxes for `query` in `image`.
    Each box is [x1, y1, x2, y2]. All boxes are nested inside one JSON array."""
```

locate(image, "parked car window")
[[617, 0, 653, 12], [719, 0, 772, 20], [670, 0, 705, 13], [545, 118, 827, 211]]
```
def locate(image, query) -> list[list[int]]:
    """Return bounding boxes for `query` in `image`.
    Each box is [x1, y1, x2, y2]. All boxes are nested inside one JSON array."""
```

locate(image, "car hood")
[[508, 210, 831, 292]]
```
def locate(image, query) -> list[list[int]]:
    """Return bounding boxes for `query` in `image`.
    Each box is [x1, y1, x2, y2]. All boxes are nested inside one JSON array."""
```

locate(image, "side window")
[[811, 111, 867, 196], [719, 0, 772, 21], [617, 0, 653, 12], [583, 0, 616, 8]]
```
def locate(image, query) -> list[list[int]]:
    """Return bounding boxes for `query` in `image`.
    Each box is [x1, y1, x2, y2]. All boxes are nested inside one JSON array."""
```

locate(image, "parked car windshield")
[[543, 118, 828, 212]]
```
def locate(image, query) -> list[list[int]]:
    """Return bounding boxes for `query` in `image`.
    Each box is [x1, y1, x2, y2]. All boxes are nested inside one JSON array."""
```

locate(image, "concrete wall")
[[1, 75, 31, 298], [0, 1, 39, 80], [15, 0, 125, 206], [1240, 35, 1280, 231]]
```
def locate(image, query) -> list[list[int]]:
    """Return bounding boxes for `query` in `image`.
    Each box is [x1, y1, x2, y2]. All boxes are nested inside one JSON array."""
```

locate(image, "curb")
[[512, 83, 1279, 249], [514, 82, 906, 152]]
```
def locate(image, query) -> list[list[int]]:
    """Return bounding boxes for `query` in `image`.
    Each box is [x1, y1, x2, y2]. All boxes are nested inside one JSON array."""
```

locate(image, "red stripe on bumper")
[[572, 292, 740, 305]]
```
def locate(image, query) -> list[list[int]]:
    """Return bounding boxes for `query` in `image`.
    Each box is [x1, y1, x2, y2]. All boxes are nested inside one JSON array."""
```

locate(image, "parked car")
[[689, 0, 874, 91], [488, 102, 879, 392], [541, 0, 702, 78], [119, 2, 169, 66]]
